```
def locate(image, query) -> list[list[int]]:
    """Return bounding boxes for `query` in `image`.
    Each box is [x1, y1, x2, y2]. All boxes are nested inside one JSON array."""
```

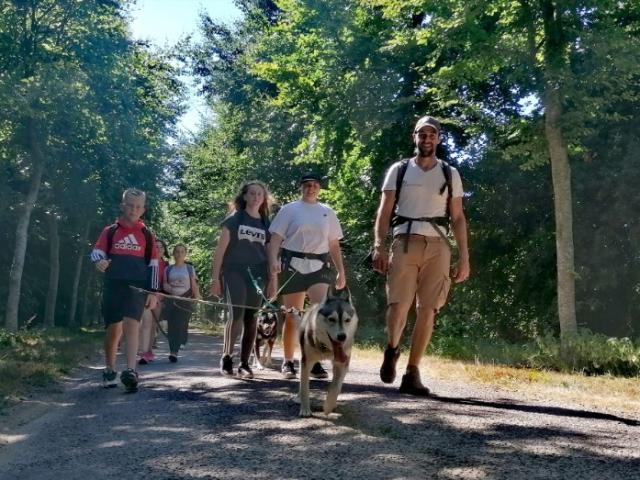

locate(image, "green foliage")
[[431, 329, 640, 377], [0, 327, 103, 409], [0, 0, 184, 328]]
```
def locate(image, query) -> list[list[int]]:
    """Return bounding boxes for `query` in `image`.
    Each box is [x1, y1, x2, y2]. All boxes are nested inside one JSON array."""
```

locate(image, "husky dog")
[[253, 310, 279, 369], [298, 287, 358, 417]]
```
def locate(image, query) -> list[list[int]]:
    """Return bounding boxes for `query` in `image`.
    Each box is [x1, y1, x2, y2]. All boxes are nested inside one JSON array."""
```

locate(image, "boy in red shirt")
[[91, 188, 159, 392]]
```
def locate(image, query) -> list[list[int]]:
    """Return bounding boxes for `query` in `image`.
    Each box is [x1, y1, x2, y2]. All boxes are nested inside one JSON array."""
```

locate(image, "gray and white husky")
[[298, 287, 358, 417]]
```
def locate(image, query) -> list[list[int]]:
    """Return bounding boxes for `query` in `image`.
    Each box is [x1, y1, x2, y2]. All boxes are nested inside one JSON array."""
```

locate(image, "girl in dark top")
[[210, 181, 276, 378]]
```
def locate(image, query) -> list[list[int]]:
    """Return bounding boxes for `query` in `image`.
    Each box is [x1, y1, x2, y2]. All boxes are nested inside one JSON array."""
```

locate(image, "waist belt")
[[391, 216, 450, 252], [281, 249, 330, 271]]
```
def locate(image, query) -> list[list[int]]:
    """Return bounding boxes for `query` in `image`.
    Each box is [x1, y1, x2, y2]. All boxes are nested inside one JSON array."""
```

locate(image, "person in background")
[[163, 244, 200, 362], [138, 238, 169, 364]]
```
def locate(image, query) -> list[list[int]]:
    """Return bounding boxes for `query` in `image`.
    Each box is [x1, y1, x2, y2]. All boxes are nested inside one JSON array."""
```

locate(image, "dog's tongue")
[[331, 340, 348, 364]]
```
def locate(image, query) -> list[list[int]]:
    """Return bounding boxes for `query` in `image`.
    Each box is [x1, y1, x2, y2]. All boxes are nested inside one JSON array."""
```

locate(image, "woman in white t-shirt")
[[163, 244, 200, 362], [268, 173, 346, 379]]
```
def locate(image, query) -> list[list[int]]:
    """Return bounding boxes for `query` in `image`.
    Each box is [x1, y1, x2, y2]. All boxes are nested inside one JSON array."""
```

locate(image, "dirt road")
[[1, 332, 638, 479]]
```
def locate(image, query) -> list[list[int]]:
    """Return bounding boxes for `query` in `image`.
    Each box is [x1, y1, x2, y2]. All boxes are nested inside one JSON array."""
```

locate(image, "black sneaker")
[[398, 366, 430, 396], [169, 354, 178, 363], [281, 360, 296, 379], [102, 368, 117, 388], [310, 362, 328, 379], [220, 355, 233, 376], [380, 345, 400, 383], [120, 368, 139, 393], [238, 362, 254, 379]]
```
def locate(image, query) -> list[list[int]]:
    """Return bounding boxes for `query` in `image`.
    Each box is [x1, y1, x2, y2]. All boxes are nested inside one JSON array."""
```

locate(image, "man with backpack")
[[372, 115, 470, 396]]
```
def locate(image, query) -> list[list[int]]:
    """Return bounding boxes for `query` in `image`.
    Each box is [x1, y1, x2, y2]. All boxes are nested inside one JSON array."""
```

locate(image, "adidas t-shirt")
[[221, 210, 270, 268], [91, 220, 159, 288]]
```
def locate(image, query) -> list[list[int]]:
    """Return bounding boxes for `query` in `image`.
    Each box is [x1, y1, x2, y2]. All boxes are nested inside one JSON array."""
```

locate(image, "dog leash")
[[128, 286, 303, 315], [150, 309, 169, 340], [245, 267, 299, 310]]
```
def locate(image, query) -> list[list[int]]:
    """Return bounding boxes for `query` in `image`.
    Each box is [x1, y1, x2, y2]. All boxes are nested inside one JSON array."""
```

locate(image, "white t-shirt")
[[382, 158, 464, 237], [164, 264, 195, 296], [269, 200, 343, 273]]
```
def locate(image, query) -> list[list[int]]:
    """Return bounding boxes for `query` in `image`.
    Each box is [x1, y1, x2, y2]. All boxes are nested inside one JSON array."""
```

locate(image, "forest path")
[[1, 332, 638, 480]]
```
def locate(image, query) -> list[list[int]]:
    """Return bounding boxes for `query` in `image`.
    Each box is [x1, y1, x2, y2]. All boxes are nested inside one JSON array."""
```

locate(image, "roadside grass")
[[0, 328, 103, 412], [354, 324, 640, 415]]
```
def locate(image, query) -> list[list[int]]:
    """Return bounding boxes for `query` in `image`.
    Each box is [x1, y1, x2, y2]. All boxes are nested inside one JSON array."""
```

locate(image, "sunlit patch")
[[0, 433, 29, 445], [439, 467, 488, 479], [97, 440, 126, 448]]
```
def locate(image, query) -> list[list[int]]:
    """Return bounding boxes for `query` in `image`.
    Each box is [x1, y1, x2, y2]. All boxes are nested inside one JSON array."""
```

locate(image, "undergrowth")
[[0, 328, 103, 411]]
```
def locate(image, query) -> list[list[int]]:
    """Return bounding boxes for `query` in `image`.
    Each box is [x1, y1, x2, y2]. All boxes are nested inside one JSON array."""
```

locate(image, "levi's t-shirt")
[[221, 210, 270, 268]]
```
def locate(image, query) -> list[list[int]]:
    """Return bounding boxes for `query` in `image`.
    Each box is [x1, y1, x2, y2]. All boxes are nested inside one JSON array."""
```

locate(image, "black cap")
[[299, 173, 323, 185]]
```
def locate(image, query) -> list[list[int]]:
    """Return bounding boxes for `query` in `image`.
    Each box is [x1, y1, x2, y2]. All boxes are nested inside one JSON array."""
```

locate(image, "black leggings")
[[222, 267, 266, 364], [164, 290, 195, 354]]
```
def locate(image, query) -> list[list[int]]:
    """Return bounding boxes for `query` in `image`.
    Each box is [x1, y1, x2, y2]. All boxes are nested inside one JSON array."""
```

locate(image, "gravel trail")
[[1, 332, 638, 480]]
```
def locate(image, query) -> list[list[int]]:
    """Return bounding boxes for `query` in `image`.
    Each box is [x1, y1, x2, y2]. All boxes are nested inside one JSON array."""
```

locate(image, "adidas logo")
[[114, 234, 142, 252]]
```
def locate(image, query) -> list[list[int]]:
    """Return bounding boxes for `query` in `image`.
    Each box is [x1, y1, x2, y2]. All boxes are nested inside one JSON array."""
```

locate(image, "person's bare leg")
[[386, 302, 412, 348], [306, 283, 328, 305], [139, 309, 152, 353], [105, 322, 123, 370], [407, 307, 436, 367], [281, 292, 306, 359], [122, 317, 140, 370]]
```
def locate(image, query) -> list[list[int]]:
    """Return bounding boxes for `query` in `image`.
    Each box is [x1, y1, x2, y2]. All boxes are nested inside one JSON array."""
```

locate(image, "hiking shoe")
[[102, 368, 118, 388], [281, 360, 297, 379], [220, 355, 233, 376], [398, 366, 430, 396], [380, 345, 400, 384], [238, 362, 254, 379], [120, 368, 139, 393], [169, 354, 178, 363], [310, 362, 328, 379]]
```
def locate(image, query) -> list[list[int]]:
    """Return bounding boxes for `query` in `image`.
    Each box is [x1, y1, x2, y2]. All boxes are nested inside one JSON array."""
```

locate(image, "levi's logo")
[[238, 225, 266, 244], [114, 234, 142, 252]]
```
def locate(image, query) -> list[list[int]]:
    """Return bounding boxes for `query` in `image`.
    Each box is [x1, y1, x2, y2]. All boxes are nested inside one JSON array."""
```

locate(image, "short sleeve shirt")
[[221, 210, 270, 268], [382, 158, 464, 237], [165, 264, 195, 296], [269, 200, 343, 274]]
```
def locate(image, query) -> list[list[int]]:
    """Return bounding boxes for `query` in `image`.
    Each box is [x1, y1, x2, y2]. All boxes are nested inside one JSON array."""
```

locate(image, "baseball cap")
[[299, 172, 323, 185], [414, 115, 441, 134]]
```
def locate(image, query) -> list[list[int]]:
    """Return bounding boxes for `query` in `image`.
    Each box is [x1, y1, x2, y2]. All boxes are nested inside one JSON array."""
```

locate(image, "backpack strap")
[[142, 226, 153, 265], [105, 223, 119, 258], [390, 158, 410, 226], [439, 160, 453, 222], [390, 158, 454, 252]]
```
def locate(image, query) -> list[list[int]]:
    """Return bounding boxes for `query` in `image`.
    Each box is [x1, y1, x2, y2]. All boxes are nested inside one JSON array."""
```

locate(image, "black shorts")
[[278, 266, 334, 295], [102, 279, 148, 328]]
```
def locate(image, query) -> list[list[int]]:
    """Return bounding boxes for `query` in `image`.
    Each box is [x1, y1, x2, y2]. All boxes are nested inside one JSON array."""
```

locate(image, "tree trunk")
[[44, 212, 60, 328], [4, 125, 44, 331], [68, 221, 91, 327], [544, 85, 578, 340]]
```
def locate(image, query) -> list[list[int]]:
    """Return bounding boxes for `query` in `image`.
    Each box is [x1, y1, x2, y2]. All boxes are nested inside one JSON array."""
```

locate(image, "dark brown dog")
[[254, 311, 279, 369]]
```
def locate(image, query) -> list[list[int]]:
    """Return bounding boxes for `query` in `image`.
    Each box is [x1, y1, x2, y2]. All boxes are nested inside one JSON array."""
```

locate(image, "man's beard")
[[417, 144, 435, 158]]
